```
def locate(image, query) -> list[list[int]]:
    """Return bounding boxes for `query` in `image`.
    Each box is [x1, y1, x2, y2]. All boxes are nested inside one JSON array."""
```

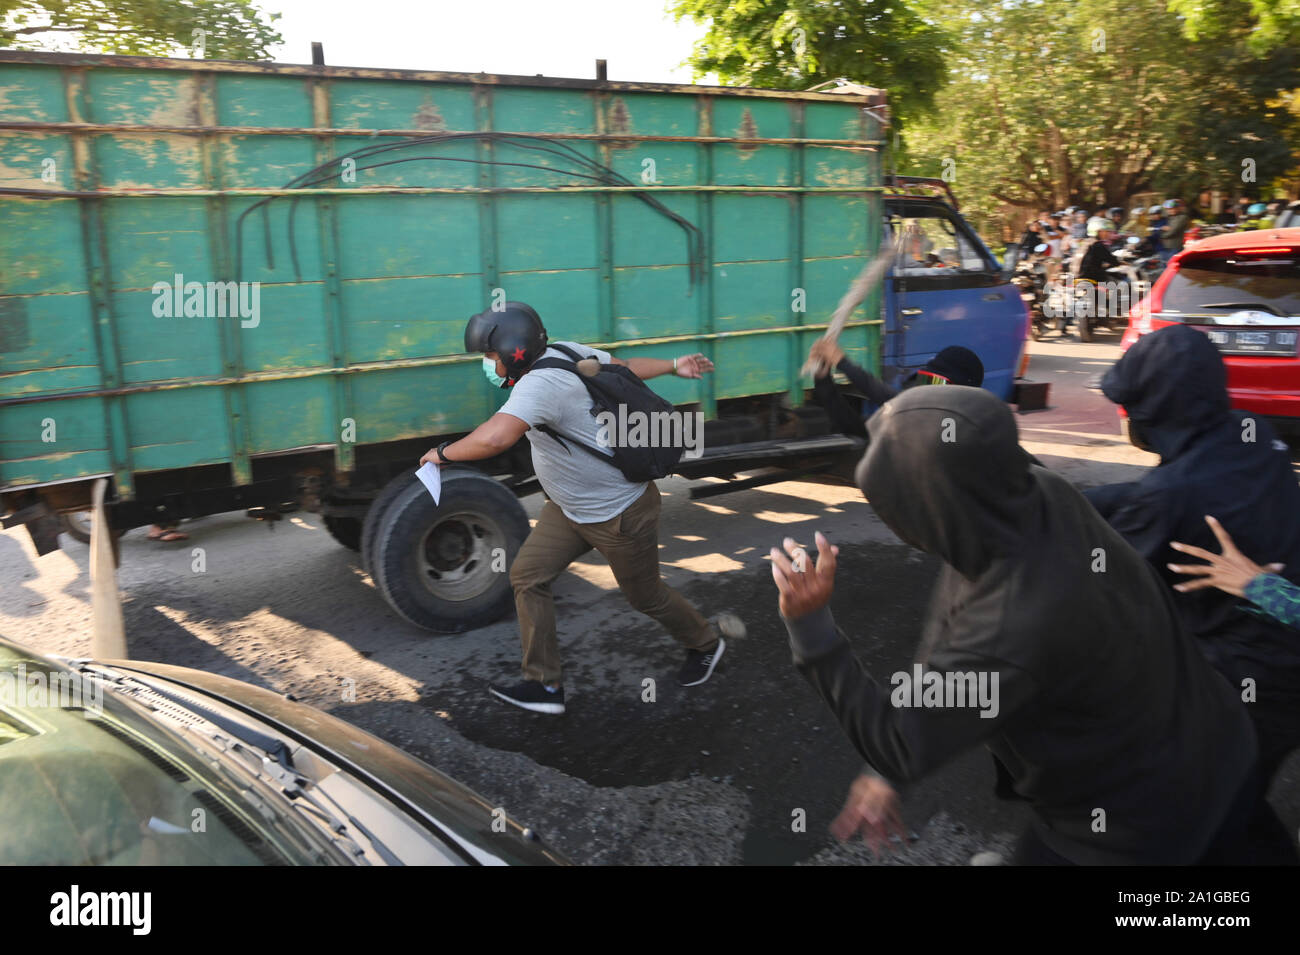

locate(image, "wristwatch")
[[436, 440, 454, 463]]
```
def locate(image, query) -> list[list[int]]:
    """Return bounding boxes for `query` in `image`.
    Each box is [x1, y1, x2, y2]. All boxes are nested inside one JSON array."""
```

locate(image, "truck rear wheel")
[[60, 511, 93, 545], [323, 515, 362, 551], [372, 471, 529, 633]]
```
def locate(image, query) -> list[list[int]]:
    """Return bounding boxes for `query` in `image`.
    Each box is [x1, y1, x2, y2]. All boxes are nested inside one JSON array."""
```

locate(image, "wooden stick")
[[800, 241, 894, 378]]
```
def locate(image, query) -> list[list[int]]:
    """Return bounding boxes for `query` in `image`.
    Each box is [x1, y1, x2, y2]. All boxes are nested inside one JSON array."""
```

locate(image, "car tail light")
[[1233, 247, 1294, 255]]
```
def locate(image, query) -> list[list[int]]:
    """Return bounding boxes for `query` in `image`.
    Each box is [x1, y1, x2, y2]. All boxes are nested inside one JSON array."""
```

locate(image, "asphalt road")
[[3, 331, 1297, 864]]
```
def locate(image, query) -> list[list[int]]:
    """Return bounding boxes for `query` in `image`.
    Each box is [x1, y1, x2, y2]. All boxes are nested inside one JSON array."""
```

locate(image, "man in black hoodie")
[[808, 339, 985, 438], [773, 386, 1257, 864], [1087, 324, 1300, 800]]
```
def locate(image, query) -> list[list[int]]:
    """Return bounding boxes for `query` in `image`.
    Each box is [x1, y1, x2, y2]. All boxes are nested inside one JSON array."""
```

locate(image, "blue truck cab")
[[881, 177, 1030, 400]]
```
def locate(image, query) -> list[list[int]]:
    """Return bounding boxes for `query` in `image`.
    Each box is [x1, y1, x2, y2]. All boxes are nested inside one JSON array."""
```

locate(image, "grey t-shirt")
[[498, 342, 649, 524]]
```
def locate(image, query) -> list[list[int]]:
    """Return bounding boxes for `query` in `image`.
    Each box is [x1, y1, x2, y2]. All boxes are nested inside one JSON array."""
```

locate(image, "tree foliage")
[[903, 0, 1300, 225], [1168, 0, 1300, 54], [670, 0, 949, 122], [0, 0, 282, 59]]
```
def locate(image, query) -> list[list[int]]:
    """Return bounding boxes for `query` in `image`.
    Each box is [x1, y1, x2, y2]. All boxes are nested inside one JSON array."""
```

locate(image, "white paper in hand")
[[416, 461, 442, 505]]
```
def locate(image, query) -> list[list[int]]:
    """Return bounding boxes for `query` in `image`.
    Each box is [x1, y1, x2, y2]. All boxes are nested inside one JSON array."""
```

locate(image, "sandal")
[[147, 528, 189, 542]]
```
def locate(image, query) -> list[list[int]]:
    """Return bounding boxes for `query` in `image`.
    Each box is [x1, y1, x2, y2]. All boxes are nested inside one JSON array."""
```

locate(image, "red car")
[[1120, 227, 1300, 433]]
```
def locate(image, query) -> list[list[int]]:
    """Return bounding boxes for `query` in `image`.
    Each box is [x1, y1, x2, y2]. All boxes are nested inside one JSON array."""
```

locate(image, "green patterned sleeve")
[[1244, 574, 1300, 630]]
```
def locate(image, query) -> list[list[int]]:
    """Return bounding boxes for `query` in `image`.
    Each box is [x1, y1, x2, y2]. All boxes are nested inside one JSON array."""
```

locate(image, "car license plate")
[[1196, 326, 1299, 356]]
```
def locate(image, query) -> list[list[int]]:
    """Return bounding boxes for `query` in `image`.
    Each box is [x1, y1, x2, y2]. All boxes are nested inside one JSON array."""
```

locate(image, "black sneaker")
[[489, 681, 566, 715], [678, 638, 726, 687]]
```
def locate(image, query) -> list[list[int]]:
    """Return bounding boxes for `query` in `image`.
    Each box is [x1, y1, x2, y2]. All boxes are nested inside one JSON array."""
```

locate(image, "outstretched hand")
[[674, 353, 714, 379], [770, 531, 839, 619], [1168, 515, 1283, 598]]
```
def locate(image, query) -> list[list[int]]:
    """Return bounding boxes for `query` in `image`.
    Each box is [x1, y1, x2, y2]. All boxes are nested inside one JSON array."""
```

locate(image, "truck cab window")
[[888, 211, 992, 276]]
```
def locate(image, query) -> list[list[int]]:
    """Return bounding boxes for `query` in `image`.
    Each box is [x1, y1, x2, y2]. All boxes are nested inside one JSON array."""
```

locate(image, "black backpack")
[[529, 343, 685, 482]]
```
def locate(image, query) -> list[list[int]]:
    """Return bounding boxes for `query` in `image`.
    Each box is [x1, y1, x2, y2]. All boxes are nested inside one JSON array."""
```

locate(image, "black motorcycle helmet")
[[464, 301, 548, 382]]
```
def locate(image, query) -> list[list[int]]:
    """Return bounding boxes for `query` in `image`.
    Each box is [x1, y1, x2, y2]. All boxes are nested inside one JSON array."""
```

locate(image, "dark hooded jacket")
[[784, 386, 1255, 864], [1085, 325, 1300, 768]]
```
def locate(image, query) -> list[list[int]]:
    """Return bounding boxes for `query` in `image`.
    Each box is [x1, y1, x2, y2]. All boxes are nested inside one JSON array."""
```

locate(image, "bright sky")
[[263, 0, 715, 84]]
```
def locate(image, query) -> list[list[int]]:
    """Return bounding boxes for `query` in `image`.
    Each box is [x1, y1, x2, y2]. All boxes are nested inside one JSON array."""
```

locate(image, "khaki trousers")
[[509, 482, 715, 685]]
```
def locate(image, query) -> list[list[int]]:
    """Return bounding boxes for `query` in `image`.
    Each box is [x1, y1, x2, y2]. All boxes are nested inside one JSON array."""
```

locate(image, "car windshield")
[[0, 645, 320, 864], [1161, 252, 1300, 316]]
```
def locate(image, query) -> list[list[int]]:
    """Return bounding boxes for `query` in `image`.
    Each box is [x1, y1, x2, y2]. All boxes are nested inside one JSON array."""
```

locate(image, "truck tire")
[[361, 467, 484, 574], [372, 471, 530, 633], [361, 472, 419, 575], [323, 515, 362, 551], [60, 511, 92, 545]]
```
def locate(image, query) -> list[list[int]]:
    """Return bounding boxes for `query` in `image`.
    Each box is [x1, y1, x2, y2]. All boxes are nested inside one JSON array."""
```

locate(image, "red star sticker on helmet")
[[512, 346, 526, 362]]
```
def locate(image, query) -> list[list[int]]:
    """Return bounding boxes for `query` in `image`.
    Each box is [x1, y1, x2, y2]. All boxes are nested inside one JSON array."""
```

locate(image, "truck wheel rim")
[[416, 511, 506, 602]]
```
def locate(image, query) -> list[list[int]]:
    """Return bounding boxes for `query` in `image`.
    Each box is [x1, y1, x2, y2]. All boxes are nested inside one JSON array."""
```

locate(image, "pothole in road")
[[419, 543, 940, 865]]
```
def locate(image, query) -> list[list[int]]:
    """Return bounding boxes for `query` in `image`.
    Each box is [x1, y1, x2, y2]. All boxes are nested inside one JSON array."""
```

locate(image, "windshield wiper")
[[1196, 302, 1284, 315]]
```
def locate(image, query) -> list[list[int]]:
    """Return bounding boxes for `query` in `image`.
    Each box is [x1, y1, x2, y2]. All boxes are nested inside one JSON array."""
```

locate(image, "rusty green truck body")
[[0, 51, 885, 630]]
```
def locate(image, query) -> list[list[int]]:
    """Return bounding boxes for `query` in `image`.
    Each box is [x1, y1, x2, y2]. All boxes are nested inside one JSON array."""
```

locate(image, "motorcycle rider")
[[1068, 208, 1088, 237], [1242, 202, 1271, 230], [1145, 204, 1167, 255], [1159, 198, 1189, 262], [1058, 222, 1124, 333], [1104, 207, 1126, 244], [1121, 206, 1146, 235], [1018, 217, 1043, 254], [1076, 222, 1121, 284], [1041, 215, 1066, 282]]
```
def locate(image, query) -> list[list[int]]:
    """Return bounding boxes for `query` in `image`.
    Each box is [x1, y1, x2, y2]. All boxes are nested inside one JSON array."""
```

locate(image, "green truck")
[[1, 50, 909, 631]]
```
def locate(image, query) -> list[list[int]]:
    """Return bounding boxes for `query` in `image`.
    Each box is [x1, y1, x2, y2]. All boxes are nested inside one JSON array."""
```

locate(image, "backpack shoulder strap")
[[530, 357, 575, 373], [549, 342, 585, 362], [531, 342, 593, 374], [535, 424, 618, 469]]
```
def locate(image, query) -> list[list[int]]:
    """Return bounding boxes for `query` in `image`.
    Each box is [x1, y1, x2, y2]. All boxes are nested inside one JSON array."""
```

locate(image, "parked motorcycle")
[[1012, 242, 1052, 340]]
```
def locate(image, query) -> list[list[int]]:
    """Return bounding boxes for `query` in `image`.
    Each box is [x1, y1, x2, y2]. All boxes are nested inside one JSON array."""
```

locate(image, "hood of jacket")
[[1100, 324, 1230, 459], [855, 386, 1034, 579]]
